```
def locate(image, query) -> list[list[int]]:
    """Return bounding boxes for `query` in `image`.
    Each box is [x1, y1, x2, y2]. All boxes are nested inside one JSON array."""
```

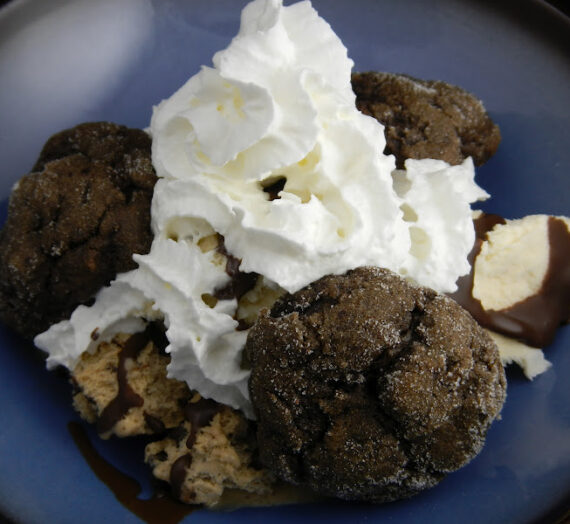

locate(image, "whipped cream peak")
[[36, 0, 488, 417], [215, 0, 354, 98], [184, 66, 276, 167]]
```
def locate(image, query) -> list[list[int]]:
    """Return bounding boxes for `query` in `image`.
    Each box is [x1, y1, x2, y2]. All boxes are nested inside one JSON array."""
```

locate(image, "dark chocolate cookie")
[[0, 122, 157, 338], [352, 72, 501, 168], [246, 267, 506, 503]]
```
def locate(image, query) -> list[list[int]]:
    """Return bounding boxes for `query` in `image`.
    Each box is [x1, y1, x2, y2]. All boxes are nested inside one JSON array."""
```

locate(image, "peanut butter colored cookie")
[[145, 395, 274, 506], [72, 324, 191, 439]]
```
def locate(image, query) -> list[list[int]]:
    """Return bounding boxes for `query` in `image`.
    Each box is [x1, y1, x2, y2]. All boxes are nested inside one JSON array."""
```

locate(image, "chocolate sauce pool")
[[450, 213, 570, 347], [69, 397, 225, 521], [68, 422, 194, 524]]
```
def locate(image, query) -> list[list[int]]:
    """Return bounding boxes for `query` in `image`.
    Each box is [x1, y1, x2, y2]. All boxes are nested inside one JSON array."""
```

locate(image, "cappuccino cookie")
[[71, 323, 191, 439], [145, 394, 274, 506]]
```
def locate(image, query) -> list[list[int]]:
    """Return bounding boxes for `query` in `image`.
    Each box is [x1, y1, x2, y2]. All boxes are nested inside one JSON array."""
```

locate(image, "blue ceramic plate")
[[0, 1, 569, 523]]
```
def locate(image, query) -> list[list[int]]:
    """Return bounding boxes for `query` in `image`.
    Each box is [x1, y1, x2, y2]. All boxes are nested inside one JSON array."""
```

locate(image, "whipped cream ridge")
[[35, 0, 488, 417]]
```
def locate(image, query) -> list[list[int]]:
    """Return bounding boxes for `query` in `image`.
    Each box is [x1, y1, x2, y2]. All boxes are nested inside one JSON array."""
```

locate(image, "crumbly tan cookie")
[[145, 394, 274, 507], [352, 72, 501, 168], [72, 324, 192, 438], [0, 122, 156, 338], [73, 325, 274, 506], [246, 266, 506, 503]]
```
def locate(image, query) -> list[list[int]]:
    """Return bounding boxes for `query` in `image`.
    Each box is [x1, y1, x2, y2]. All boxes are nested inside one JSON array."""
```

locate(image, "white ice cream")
[[487, 331, 551, 380], [35, 0, 488, 417]]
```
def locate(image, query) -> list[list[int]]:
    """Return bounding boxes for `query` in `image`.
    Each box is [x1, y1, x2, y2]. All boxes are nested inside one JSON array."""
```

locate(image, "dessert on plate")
[[0, 0, 568, 510]]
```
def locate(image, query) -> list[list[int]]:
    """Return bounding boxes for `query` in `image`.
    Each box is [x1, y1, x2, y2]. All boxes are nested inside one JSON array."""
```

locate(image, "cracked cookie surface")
[[0, 122, 156, 337], [352, 72, 501, 169], [245, 266, 506, 503]]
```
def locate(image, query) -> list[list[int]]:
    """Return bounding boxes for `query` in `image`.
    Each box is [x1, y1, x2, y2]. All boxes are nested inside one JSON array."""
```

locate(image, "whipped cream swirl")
[[36, 0, 488, 417]]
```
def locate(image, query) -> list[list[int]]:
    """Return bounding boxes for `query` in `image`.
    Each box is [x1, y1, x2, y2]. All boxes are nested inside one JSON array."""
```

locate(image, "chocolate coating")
[[0, 122, 157, 337], [352, 72, 501, 168], [451, 213, 570, 348], [246, 267, 506, 503]]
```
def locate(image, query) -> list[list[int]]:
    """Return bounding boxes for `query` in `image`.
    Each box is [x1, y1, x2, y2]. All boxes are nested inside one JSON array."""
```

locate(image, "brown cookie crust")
[[246, 267, 506, 503], [352, 72, 501, 168], [0, 122, 157, 338]]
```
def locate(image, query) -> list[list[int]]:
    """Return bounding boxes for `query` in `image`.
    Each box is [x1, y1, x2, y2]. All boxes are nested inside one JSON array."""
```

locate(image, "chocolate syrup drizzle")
[[450, 213, 570, 348], [170, 454, 193, 501], [213, 234, 258, 302], [169, 397, 223, 500], [262, 176, 286, 201], [97, 323, 168, 435]]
